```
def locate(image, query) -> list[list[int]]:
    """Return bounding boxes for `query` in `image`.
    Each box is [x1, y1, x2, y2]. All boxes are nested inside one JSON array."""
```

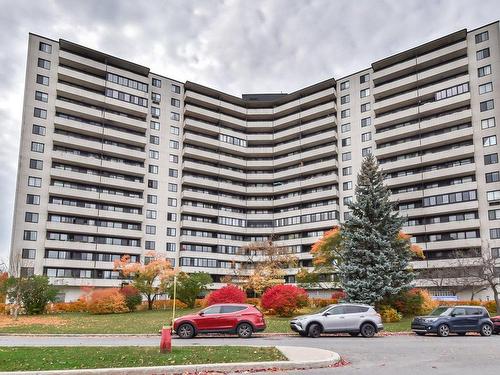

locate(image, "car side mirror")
[[199, 312, 205, 316], [450, 313, 456, 317], [323, 312, 330, 316]]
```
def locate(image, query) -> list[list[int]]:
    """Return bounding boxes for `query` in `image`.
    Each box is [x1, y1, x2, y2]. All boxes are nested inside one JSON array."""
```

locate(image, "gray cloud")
[[0, 0, 499, 262]]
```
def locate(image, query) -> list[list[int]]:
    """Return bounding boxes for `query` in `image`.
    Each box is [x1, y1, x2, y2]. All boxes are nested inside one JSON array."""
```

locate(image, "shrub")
[[18, 276, 58, 315], [87, 288, 128, 314], [246, 297, 261, 307], [205, 285, 246, 306], [194, 299, 205, 308], [483, 300, 497, 315], [261, 285, 308, 317], [379, 305, 402, 323], [120, 286, 142, 311], [150, 299, 188, 310], [331, 290, 346, 301], [50, 299, 87, 313], [0, 303, 8, 315], [310, 298, 338, 308], [391, 289, 425, 316]]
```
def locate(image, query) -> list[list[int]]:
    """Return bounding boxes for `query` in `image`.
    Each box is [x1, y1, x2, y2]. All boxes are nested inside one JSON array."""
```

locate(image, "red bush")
[[261, 285, 308, 317], [205, 284, 246, 306], [331, 290, 346, 300], [87, 288, 128, 314]]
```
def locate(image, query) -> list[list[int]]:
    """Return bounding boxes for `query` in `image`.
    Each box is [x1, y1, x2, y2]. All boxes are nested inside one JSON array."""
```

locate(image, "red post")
[[160, 326, 172, 353]]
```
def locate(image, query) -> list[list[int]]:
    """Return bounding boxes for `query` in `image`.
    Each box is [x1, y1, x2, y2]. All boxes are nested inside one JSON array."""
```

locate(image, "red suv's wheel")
[[177, 323, 195, 339], [237, 322, 253, 338]]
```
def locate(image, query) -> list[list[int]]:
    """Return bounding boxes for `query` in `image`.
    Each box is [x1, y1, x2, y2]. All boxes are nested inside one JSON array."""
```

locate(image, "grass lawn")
[[0, 308, 413, 334], [0, 346, 286, 372]]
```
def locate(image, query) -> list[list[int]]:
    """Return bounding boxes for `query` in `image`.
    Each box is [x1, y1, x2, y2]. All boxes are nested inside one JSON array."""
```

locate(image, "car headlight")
[[423, 318, 438, 323]]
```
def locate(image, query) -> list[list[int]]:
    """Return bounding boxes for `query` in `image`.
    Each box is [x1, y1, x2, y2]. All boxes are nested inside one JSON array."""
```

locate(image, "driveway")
[[1, 334, 499, 375]]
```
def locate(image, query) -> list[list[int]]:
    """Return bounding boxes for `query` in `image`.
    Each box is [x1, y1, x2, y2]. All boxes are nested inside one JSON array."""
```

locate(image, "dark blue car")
[[411, 306, 493, 337]]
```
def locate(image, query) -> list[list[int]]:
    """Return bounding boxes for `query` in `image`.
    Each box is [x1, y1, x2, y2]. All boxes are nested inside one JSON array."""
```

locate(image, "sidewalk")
[[1, 346, 342, 375]]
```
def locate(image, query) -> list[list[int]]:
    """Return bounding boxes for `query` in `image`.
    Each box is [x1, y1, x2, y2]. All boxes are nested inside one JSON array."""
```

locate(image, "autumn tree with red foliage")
[[261, 284, 308, 317], [205, 284, 246, 306]]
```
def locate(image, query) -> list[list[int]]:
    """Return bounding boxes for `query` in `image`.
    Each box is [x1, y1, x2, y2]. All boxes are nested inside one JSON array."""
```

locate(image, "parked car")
[[289, 303, 383, 338], [173, 303, 266, 339], [491, 316, 500, 334], [411, 306, 493, 337]]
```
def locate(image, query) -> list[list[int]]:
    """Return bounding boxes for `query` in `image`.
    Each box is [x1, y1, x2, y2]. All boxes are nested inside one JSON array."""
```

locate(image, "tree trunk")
[[147, 295, 154, 310], [493, 287, 500, 315]]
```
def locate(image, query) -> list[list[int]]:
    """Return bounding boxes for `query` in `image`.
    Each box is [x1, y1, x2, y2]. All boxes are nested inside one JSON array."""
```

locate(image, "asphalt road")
[[1, 334, 499, 375]]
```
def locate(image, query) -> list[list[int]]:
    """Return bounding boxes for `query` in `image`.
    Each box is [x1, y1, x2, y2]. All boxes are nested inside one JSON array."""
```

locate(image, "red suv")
[[173, 303, 266, 338]]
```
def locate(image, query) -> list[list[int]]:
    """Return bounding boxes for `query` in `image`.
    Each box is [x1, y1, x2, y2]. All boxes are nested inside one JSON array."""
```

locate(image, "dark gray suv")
[[411, 306, 493, 337]]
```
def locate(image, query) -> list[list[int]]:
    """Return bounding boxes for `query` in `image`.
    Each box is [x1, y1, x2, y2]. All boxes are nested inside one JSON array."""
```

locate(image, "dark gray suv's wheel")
[[480, 323, 493, 337], [308, 323, 322, 338], [437, 323, 450, 337], [360, 323, 376, 338], [177, 323, 195, 339], [237, 323, 253, 338]]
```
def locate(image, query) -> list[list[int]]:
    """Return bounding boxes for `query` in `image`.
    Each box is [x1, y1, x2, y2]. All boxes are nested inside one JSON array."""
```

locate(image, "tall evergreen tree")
[[340, 154, 414, 304]]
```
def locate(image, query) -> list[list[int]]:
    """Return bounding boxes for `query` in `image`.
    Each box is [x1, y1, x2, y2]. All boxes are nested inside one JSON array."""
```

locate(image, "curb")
[[1, 346, 342, 375]]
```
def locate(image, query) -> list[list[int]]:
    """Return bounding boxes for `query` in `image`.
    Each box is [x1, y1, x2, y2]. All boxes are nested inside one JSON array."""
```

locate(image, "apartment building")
[[10, 22, 500, 301]]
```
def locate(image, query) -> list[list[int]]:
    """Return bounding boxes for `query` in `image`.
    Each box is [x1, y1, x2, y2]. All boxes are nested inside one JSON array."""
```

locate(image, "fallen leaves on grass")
[[0, 315, 68, 328]]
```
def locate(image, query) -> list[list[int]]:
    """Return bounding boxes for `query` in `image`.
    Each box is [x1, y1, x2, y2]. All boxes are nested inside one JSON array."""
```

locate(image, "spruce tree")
[[340, 154, 414, 304]]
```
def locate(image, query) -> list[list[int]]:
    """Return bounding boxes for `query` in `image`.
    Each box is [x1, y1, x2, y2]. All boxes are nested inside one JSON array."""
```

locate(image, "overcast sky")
[[0, 0, 499, 264]]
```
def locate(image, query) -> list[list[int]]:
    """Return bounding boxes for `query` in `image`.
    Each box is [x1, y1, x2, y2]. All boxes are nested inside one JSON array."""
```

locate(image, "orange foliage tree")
[[114, 252, 175, 310]]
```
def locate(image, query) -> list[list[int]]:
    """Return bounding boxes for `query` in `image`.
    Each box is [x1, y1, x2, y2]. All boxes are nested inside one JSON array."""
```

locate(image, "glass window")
[[34, 108, 47, 119], [360, 88, 370, 98], [169, 154, 178, 163], [327, 306, 345, 315], [341, 137, 351, 147], [166, 242, 176, 252], [22, 248, 36, 259], [170, 126, 180, 135], [29, 159, 43, 170], [151, 107, 160, 117], [36, 74, 49, 86], [168, 198, 177, 207], [35, 91, 48, 102], [168, 183, 177, 192], [361, 117, 371, 127], [478, 65, 492, 77], [361, 103, 371, 112], [343, 181, 352, 190], [342, 166, 352, 176], [32, 124, 46, 135], [167, 228, 176, 236], [341, 123, 350, 133], [23, 230, 37, 241], [340, 81, 350, 90], [203, 306, 221, 315], [361, 132, 371, 142], [152, 78, 162, 87], [476, 48, 490, 60], [148, 165, 158, 174], [481, 117, 495, 129], [342, 152, 351, 161], [28, 176, 42, 187], [480, 99, 494, 112], [341, 109, 350, 118], [147, 195, 157, 204], [475, 31, 489, 43], [37, 58, 50, 69], [25, 212, 39, 223], [170, 112, 180, 121], [479, 82, 493, 95], [483, 135, 497, 147], [169, 168, 178, 177], [39, 42, 52, 53], [151, 92, 161, 103], [484, 153, 498, 165], [26, 194, 40, 205], [362, 147, 372, 156], [221, 305, 246, 313], [360, 73, 370, 84], [150, 121, 160, 130], [149, 150, 159, 159], [341, 95, 350, 104], [171, 84, 181, 94], [150, 135, 159, 145], [171, 98, 180, 107], [148, 179, 158, 189]]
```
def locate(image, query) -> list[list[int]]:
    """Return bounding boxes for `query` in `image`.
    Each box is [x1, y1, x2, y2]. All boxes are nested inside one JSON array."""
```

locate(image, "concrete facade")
[[9, 22, 500, 301]]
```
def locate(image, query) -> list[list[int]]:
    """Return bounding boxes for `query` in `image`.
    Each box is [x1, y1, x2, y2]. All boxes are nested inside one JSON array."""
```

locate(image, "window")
[[152, 78, 162, 87], [478, 65, 492, 77], [342, 166, 352, 176], [492, 248, 500, 258], [167, 228, 176, 236], [147, 195, 157, 204], [475, 31, 489, 43], [32, 124, 46, 135], [105, 88, 148, 107], [340, 81, 350, 90], [435, 82, 469, 101], [171, 98, 180, 107], [146, 210, 157, 219], [151, 92, 161, 103], [171, 84, 181, 94], [34, 108, 47, 119], [477, 48, 490, 60], [169, 168, 178, 178], [361, 132, 371, 142], [170, 126, 180, 135], [25, 212, 39, 223], [150, 121, 160, 130], [341, 137, 351, 147], [145, 241, 155, 250], [479, 82, 493, 95], [149, 150, 159, 159], [28, 176, 42, 187], [490, 228, 500, 239], [343, 196, 352, 205], [360, 73, 370, 84], [36, 74, 49, 86], [342, 152, 351, 161], [482, 117, 495, 129], [341, 123, 350, 133], [167, 213, 177, 221], [151, 107, 160, 118], [169, 140, 179, 149], [361, 117, 371, 127], [107, 73, 148, 92], [146, 225, 156, 235], [485, 153, 498, 165], [147, 179, 158, 189], [424, 190, 477, 206], [486, 172, 500, 183], [31, 142, 44, 153], [487, 190, 500, 202], [150, 135, 160, 145], [341, 109, 350, 118], [29, 159, 43, 170], [483, 135, 497, 147], [39, 42, 52, 53], [37, 58, 50, 69], [168, 198, 177, 207], [148, 165, 158, 174], [22, 249, 36, 259], [362, 147, 372, 156], [361, 103, 370, 112], [20, 267, 34, 277], [341, 95, 350, 104], [26, 194, 40, 205], [169, 154, 178, 163], [489, 209, 500, 220], [23, 230, 37, 241], [170, 112, 180, 121], [360, 88, 370, 98], [343, 181, 352, 190], [35, 91, 48, 102], [480, 100, 494, 112], [166, 242, 176, 252], [168, 183, 178, 192]]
